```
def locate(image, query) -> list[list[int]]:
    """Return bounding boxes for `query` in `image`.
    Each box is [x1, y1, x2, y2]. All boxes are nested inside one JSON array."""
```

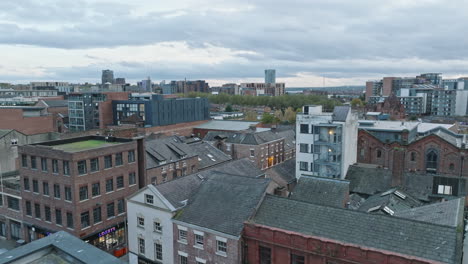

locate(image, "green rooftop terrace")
[[51, 139, 121, 152]]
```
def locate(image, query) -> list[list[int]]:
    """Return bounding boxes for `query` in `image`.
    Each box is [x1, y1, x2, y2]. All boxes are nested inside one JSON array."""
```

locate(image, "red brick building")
[[243, 195, 462, 264], [18, 135, 145, 255]]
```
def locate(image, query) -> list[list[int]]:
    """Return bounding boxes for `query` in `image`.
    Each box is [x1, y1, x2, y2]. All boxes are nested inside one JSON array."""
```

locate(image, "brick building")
[[243, 195, 463, 264], [204, 129, 285, 169], [18, 135, 145, 255], [0, 107, 57, 135], [0, 171, 23, 242]]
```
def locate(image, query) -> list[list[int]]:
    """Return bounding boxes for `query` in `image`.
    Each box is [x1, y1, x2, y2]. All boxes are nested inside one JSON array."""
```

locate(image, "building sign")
[[99, 227, 116, 237]]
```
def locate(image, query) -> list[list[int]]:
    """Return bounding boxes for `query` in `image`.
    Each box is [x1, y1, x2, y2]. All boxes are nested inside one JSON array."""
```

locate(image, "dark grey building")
[[101, 69, 114, 84], [68, 93, 106, 131], [112, 94, 210, 127]]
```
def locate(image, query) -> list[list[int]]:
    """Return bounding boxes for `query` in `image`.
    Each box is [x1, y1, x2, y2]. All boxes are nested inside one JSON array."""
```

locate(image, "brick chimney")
[[392, 148, 405, 187]]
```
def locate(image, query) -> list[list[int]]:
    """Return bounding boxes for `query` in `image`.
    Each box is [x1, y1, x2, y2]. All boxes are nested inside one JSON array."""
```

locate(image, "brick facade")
[[146, 156, 199, 185], [244, 223, 435, 264], [0, 108, 56, 135]]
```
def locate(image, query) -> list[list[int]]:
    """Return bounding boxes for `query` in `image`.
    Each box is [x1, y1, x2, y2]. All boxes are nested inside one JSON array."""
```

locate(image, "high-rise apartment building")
[[265, 69, 276, 83], [101, 70, 115, 84], [295, 105, 358, 179]]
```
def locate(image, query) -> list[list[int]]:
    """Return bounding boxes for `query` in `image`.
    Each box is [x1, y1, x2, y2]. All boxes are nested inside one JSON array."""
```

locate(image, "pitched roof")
[[0, 231, 124, 264], [332, 106, 350, 122], [204, 130, 283, 145], [155, 158, 264, 208], [355, 188, 422, 214], [184, 141, 231, 169], [145, 136, 195, 169], [274, 129, 295, 151], [290, 176, 349, 208], [174, 174, 269, 236], [251, 195, 460, 264], [41, 100, 68, 108], [346, 164, 392, 195], [394, 198, 464, 227], [269, 158, 296, 185], [0, 129, 13, 139], [194, 120, 259, 131]]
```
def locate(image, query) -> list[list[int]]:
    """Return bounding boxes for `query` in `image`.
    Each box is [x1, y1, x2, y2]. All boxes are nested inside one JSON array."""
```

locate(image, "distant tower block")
[[265, 69, 276, 83]]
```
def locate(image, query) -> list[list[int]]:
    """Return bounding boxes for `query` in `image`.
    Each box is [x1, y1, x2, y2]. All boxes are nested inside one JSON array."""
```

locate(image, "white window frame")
[[153, 221, 162, 233], [145, 194, 154, 204], [137, 216, 145, 228]]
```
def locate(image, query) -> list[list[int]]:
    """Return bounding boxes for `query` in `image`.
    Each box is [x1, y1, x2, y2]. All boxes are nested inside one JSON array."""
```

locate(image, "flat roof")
[[194, 120, 259, 131], [51, 139, 121, 152], [358, 120, 419, 132]]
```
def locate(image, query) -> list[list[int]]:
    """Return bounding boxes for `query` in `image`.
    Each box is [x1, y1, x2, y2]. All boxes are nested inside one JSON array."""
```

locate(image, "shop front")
[[84, 222, 127, 257]]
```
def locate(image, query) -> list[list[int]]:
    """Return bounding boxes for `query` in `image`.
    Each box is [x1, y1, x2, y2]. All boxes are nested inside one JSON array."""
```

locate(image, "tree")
[[284, 107, 297, 123], [261, 113, 276, 124], [274, 109, 284, 121], [351, 98, 364, 107], [245, 111, 258, 121], [225, 104, 233, 112]]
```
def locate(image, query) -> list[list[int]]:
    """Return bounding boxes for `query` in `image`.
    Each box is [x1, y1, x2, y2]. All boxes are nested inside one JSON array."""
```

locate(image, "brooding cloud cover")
[[1, 0, 468, 86]]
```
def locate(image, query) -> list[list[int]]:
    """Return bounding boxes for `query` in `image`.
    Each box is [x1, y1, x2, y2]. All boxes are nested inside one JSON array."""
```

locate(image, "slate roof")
[[355, 188, 422, 214], [274, 129, 295, 151], [346, 164, 392, 195], [0, 231, 124, 264], [394, 198, 464, 227], [174, 174, 270, 236], [145, 136, 196, 169], [41, 100, 68, 108], [204, 130, 283, 145], [269, 158, 296, 185], [332, 106, 350, 122], [155, 158, 264, 208], [290, 176, 349, 208], [185, 141, 231, 169], [194, 120, 259, 131], [251, 195, 461, 264]]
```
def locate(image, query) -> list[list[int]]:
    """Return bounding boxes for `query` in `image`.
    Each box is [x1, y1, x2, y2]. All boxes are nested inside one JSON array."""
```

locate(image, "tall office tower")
[[265, 69, 276, 83], [101, 69, 115, 84]]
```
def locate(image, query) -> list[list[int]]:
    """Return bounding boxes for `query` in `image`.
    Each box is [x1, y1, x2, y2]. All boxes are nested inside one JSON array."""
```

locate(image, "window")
[[179, 229, 187, 242], [79, 186, 88, 201], [106, 178, 114, 192], [77, 160, 87, 175], [299, 161, 308, 171], [195, 234, 204, 247], [52, 159, 58, 173], [7, 197, 19, 210], [437, 185, 452, 195], [179, 255, 188, 264], [107, 202, 115, 218], [67, 212, 74, 228], [116, 176, 124, 189], [291, 254, 305, 264], [117, 199, 124, 214], [81, 211, 90, 228], [145, 194, 154, 204], [217, 240, 227, 254], [449, 163, 455, 171], [90, 158, 99, 172], [250, 149, 255, 157], [24, 178, 30, 191], [34, 203, 41, 218], [21, 155, 27, 168], [56, 209, 62, 225], [41, 158, 47, 172], [300, 124, 308, 133], [299, 143, 308, 153], [32, 179, 39, 193], [43, 182, 49, 196], [25, 201, 32, 216], [31, 156, 37, 169], [138, 238, 145, 255], [92, 182, 100, 197], [115, 153, 123, 166], [129, 172, 136, 185], [313, 145, 321, 154], [65, 186, 72, 201], [93, 206, 102, 223], [63, 161, 70, 175], [128, 150, 135, 163], [45, 206, 51, 222], [138, 217, 145, 227], [377, 149, 382, 158], [155, 243, 163, 261], [426, 150, 438, 171], [104, 155, 112, 169], [154, 221, 162, 232], [259, 246, 271, 264], [410, 152, 416, 162], [54, 184, 61, 199]]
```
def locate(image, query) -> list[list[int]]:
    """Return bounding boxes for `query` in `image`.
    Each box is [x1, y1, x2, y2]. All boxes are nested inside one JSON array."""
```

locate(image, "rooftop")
[[204, 130, 283, 145], [358, 120, 419, 132], [251, 195, 461, 264], [194, 120, 259, 131], [0, 231, 124, 264], [34, 136, 132, 153], [290, 176, 349, 208]]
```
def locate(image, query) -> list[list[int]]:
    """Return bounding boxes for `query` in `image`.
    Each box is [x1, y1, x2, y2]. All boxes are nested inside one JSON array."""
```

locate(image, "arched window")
[[426, 150, 438, 172], [449, 163, 455, 171], [410, 152, 416, 162], [377, 149, 382, 158]]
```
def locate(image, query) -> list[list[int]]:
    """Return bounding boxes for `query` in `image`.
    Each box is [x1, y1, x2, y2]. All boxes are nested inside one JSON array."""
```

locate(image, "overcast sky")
[[1, 0, 468, 86]]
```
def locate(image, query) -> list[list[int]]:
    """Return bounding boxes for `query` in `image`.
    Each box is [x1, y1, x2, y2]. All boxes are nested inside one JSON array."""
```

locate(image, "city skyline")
[[2, 0, 468, 86]]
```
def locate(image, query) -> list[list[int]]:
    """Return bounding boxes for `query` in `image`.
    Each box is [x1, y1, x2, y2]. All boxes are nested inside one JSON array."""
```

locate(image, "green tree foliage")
[[261, 113, 276, 124], [225, 104, 233, 112], [245, 111, 258, 121], [284, 107, 297, 123], [351, 98, 364, 107], [184, 92, 342, 111]]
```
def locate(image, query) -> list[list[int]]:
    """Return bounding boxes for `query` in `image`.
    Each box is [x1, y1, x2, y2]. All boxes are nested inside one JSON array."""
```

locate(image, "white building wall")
[[340, 112, 358, 178], [127, 188, 175, 264], [455, 90, 468, 116]]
